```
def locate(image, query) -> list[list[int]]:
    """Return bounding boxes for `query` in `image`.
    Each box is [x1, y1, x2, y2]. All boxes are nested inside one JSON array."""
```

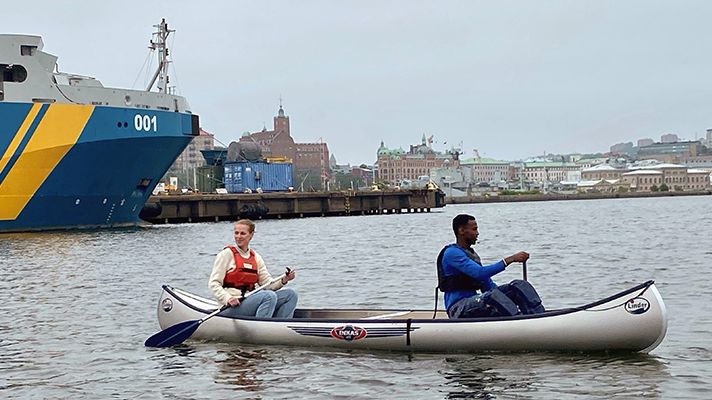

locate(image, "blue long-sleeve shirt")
[[441, 245, 506, 310]]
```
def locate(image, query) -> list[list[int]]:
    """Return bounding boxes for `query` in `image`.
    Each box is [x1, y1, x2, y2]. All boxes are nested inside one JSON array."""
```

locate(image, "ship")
[[0, 19, 199, 232]]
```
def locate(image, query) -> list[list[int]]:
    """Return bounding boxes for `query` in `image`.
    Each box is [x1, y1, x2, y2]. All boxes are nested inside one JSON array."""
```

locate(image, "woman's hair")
[[235, 219, 255, 233]]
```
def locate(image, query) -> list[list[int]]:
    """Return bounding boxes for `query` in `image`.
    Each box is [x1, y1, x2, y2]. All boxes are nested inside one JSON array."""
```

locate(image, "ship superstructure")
[[0, 19, 199, 232]]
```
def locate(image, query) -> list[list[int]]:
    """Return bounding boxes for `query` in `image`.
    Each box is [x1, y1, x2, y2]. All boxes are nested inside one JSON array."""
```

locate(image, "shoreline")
[[445, 190, 712, 204]]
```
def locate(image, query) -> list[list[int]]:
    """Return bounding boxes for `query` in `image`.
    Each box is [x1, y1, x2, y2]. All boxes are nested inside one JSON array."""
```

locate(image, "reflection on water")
[[442, 355, 527, 399], [213, 349, 267, 392], [440, 353, 669, 399]]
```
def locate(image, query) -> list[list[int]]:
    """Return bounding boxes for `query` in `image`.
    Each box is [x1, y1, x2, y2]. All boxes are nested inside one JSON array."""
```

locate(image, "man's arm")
[[443, 247, 506, 281]]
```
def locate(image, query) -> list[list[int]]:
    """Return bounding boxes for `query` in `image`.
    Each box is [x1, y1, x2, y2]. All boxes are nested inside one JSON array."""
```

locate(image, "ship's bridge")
[[0, 33, 191, 113]]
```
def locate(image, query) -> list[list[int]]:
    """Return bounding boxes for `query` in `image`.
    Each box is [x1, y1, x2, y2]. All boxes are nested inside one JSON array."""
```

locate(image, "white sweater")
[[208, 246, 285, 305]]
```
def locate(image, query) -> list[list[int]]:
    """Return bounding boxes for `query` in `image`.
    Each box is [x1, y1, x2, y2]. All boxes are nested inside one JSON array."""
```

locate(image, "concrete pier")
[[140, 189, 446, 224]]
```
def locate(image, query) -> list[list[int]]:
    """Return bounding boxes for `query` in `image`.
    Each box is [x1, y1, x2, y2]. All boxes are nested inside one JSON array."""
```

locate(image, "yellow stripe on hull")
[[0, 104, 43, 174], [0, 104, 94, 220]]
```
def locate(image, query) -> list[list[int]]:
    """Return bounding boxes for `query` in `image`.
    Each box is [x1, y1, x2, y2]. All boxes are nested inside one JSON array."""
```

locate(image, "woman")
[[209, 219, 298, 318]]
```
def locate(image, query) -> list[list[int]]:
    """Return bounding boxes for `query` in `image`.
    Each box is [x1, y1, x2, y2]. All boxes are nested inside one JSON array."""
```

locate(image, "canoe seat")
[[363, 311, 411, 320]]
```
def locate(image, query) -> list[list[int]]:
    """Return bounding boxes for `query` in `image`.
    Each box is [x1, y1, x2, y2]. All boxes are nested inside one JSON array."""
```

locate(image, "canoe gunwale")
[[160, 280, 656, 324]]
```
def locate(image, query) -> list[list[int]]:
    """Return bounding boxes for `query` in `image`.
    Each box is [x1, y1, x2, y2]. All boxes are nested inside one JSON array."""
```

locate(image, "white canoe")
[[154, 280, 667, 353]]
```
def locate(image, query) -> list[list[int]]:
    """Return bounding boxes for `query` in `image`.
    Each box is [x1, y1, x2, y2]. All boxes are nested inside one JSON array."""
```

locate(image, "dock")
[[140, 189, 446, 224]]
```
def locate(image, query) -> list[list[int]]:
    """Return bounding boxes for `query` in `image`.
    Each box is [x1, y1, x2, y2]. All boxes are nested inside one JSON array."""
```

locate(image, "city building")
[[610, 142, 634, 155], [638, 138, 654, 147], [169, 128, 215, 171], [350, 166, 374, 186], [522, 161, 580, 184], [239, 105, 330, 183], [637, 141, 701, 163], [575, 157, 605, 170], [376, 135, 458, 184], [459, 157, 514, 183], [581, 164, 625, 181], [661, 133, 679, 143], [620, 170, 663, 192], [679, 154, 712, 169], [620, 163, 711, 192], [687, 169, 712, 190]]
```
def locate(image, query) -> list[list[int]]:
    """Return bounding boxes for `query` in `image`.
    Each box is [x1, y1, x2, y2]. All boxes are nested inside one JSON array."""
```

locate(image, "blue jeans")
[[220, 288, 298, 318]]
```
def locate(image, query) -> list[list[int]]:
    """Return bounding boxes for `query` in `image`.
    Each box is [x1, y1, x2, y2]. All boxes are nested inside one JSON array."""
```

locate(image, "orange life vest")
[[222, 246, 259, 292]]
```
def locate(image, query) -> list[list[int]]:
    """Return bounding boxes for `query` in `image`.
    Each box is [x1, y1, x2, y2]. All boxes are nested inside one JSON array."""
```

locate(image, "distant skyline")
[[5, 1, 712, 164]]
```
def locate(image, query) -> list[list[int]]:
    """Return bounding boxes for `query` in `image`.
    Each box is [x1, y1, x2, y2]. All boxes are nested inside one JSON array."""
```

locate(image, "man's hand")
[[505, 251, 529, 266]]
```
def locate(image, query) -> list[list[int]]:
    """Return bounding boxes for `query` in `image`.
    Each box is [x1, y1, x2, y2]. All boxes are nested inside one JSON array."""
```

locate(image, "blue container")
[[224, 162, 294, 193]]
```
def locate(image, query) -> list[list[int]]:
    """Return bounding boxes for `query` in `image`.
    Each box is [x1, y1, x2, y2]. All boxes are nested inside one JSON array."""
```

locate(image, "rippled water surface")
[[1, 196, 711, 399]]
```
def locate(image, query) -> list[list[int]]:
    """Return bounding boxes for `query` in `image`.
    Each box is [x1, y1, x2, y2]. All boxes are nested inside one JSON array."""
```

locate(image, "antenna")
[[146, 18, 174, 93]]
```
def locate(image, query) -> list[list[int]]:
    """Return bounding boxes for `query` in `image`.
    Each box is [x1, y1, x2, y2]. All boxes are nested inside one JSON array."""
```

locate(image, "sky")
[[5, 1, 712, 165]]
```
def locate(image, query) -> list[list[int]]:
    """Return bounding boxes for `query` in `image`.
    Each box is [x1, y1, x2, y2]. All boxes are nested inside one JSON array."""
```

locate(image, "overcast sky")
[[6, 1, 712, 164]]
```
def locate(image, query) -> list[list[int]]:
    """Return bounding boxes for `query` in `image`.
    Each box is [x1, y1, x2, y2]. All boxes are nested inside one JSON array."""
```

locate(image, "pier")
[[140, 189, 446, 224], [445, 189, 712, 204]]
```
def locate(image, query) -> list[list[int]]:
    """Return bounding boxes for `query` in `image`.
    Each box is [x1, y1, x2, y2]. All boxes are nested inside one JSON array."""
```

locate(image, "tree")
[[660, 183, 669, 192], [651, 185, 659, 192]]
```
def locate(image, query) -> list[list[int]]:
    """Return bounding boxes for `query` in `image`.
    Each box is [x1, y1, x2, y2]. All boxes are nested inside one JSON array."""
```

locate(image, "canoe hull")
[[154, 281, 667, 353]]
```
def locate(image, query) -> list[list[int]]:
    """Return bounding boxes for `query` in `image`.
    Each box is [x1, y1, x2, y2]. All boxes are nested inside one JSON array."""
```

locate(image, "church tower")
[[274, 103, 290, 136]]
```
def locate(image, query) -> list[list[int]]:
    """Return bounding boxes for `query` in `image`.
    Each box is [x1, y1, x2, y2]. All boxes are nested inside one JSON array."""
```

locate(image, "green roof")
[[460, 157, 509, 165]]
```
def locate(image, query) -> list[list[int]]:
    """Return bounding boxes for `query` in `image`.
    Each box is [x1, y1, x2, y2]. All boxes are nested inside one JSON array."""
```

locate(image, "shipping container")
[[196, 165, 224, 193], [224, 162, 294, 193]]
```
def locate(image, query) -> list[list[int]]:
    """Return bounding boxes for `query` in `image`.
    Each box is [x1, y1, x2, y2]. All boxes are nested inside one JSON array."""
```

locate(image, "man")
[[437, 214, 545, 318]]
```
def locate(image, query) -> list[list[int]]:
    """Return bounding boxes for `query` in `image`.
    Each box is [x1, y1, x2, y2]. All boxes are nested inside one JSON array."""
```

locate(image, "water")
[[1, 196, 710, 399]]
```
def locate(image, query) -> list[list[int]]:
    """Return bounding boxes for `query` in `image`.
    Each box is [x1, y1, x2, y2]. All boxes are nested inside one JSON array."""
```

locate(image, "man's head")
[[452, 214, 478, 246]]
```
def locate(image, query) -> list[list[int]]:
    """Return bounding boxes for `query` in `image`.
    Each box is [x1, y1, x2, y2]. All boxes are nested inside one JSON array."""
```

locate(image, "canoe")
[[153, 280, 667, 353]]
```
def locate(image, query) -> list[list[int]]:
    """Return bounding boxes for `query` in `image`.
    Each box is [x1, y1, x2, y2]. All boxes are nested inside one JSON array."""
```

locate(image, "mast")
[[146, 18, 174, 93]]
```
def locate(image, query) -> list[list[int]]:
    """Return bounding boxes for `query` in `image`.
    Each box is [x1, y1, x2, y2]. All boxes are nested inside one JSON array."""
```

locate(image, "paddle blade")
[[144, 320, 200, 348]]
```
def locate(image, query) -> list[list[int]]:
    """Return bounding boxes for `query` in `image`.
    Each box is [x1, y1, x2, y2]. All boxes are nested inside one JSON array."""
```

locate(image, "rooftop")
[[582, 164, 619, 172], [622, 170, 663, 176]]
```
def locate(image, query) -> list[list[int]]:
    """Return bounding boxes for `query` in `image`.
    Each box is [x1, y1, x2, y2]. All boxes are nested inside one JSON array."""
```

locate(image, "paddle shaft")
[[523, 261, 527, 281], [236, 270, 289, 303]]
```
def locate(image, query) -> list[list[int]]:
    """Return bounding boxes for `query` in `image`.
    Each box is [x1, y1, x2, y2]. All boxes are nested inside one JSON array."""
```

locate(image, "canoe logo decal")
[[330, 325, 367, 341], [624, 297, 650, 314], [288, 325, 419, 340], [161, 298, 173, 312]]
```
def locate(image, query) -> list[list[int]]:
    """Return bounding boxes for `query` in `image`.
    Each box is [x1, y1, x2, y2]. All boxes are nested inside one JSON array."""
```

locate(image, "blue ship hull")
[[0, 102, 197, 232]]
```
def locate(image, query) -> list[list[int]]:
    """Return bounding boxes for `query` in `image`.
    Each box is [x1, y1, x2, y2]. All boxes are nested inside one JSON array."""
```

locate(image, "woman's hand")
[[282, 268, 296, 284], [227, 296, 241, 307]]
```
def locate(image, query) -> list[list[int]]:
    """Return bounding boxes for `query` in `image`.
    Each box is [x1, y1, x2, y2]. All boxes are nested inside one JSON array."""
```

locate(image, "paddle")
[[523, 261, 527, 281], [144, 269, 291, 348]]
